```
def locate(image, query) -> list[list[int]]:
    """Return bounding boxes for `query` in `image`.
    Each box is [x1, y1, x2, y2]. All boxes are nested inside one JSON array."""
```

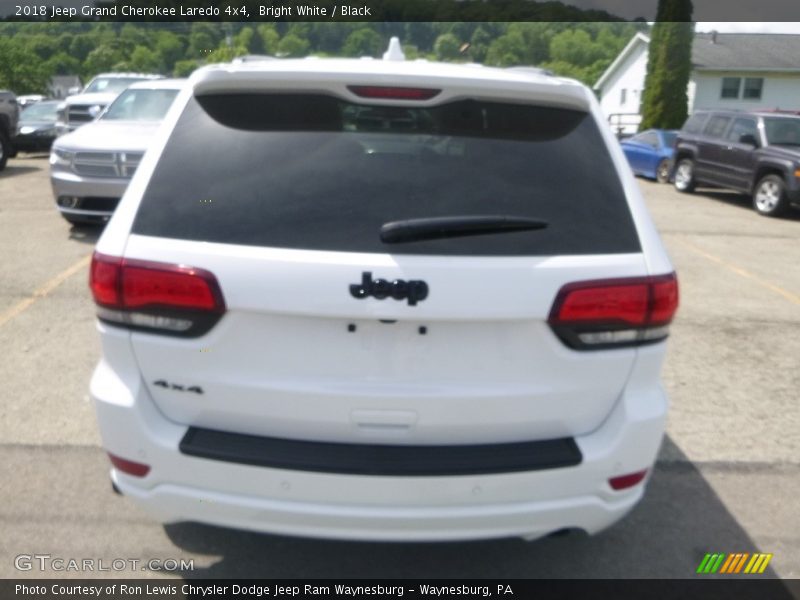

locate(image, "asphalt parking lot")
[[1, 155, 799, 581]]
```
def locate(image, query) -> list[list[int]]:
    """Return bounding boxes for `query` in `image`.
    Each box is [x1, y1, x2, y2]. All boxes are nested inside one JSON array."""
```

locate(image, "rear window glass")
[[132, 94, 640, 256]]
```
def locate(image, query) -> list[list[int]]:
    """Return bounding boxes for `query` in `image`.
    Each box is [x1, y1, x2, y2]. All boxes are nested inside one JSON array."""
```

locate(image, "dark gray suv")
[[0, 90, 20, 171], [673, 109, 800, 216]]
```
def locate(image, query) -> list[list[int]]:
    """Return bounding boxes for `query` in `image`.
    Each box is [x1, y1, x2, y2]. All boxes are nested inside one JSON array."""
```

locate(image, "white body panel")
[[124, 235, 648, 443], [91, 57, 675, 541]]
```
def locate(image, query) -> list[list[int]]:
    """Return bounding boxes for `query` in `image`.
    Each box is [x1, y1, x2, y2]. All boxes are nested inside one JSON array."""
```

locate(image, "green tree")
[[549, 29, 606, 66], [342, 29, 384, 58], [276, 34, 309, 58], [484, 30, 527, 66], [173, 60, 200, 78], [433, 33, 462, 61], [0, 37, 52, 93], [83, 44, 124, 76], [154, 31, 186, 71], [257, 24, 280, 55], [640, 0, 694, 130], [129, 46, 164, 73], [69, 35, 97, 63], [188, 23, 222, 59], [469, 27, 492, 63], [46, 52, 81, 76]]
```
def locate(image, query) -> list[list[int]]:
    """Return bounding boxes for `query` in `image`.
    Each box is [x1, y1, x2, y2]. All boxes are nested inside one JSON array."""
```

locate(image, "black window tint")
[[704, 116, 731, 138], [721, 77, 741, 99], [132, 94, 640, 256], [726, 118, 758, 143], [683, 113, 708, 134]]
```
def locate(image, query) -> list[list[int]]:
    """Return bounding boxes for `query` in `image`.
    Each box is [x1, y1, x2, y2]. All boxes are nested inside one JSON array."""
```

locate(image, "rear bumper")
[[91, 330, 668, 542]]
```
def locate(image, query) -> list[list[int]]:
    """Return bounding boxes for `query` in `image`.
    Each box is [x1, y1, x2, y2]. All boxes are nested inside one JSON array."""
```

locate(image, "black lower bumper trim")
[[179, 427, 582, 476]]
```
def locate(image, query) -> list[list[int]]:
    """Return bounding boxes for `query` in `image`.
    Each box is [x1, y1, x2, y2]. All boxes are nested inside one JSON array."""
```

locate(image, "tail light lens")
[[548, 273, 678, 350], [90, 252, 226, 337]]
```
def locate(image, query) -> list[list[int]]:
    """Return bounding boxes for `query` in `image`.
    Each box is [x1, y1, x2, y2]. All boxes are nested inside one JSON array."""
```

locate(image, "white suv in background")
[[55, 72, 164, 135], [50, 79, 184, 225], [89, 40, 678, 542]]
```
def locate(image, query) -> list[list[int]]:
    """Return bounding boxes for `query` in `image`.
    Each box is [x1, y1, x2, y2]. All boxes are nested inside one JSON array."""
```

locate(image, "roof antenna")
[[383, 37, 405, 61]]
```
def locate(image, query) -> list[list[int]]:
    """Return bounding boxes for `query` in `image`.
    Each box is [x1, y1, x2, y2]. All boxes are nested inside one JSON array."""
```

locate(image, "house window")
[[743, 78, 764, 100], [721, 77, 741, 99], [620, 88, 627, 105]]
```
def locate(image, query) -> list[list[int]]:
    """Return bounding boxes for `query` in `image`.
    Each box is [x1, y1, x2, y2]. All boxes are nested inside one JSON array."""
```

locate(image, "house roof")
[[595, 32, 800, 90], [593, 32, 650, 90], [50, 75, 82, 86], [693, 33, 800, 71]]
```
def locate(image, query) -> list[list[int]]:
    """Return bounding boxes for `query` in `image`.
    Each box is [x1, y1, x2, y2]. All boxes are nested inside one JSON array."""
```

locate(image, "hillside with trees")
[[0, 22, 644, 94]]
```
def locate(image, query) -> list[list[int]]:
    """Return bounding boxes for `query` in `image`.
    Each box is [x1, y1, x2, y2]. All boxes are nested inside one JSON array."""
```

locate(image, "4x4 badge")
[[349, 272, 429, 306], [153, 380, 204, 394]]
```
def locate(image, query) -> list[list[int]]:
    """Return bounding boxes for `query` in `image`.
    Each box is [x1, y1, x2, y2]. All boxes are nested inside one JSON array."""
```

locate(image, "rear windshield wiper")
[[380, 215, 548, 244]]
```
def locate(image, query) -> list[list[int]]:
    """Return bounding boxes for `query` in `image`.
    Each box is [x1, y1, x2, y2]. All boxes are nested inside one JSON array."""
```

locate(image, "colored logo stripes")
[[696, 553, 773, 574]]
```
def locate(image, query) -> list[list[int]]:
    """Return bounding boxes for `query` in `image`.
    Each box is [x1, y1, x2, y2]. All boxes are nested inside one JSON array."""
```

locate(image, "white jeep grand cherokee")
[[89, 40, 678, 542]]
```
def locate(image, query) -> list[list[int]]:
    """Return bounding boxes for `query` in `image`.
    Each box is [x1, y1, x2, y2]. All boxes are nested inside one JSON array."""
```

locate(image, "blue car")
[[620, 129, 678, 183]]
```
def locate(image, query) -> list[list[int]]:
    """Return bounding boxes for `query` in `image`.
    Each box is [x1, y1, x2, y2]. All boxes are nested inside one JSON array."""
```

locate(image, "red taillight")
[[548, 273, 678, 349], [107, 452, 150, 477], [347, 85, 441, 100], [89, 253, 122, 307], [650, 275, 680, 325], [555, 283, 649, 326], [122, 264, 221, 311], [90, 252, 226, 337], [609, 469, 648, 490]]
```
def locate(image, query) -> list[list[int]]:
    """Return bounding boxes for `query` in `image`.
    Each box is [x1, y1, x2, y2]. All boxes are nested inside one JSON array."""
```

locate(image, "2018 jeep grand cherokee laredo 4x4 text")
[[89, 41, 678, 542], [673, 109, 800, 216]]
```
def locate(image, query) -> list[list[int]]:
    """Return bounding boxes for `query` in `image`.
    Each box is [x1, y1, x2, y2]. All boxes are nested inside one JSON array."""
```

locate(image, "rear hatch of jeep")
[[91, 69, 675, 469]]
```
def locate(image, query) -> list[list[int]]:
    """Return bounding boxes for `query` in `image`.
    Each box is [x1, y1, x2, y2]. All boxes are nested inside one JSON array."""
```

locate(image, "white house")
[[595, 32, 800, 135], [49, 75, 82, 99]]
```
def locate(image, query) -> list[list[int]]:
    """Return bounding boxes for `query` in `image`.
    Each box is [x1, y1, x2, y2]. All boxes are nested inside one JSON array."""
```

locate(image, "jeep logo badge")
[[349, 272, 429, 306]]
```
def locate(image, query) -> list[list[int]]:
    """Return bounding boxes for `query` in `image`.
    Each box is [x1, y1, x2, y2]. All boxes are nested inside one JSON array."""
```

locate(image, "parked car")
[[17, 94, 46, 108], [0, 89, 20, 171], [50, 79, 184, 225], [89, 40, 678, 542], [620, 129, 677, 183], [15, 100, 60, 152], [673, 109, 800, 216], [55, 72, 164, 135]]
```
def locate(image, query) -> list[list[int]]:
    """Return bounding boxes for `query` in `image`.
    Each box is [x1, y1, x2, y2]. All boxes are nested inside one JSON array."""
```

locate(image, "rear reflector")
[[90, 252, 225, 337], [609, 469, 648, 490], [347, 85, 441, 101], [548, 273, 678, 350], [107, 452, 150, 477]]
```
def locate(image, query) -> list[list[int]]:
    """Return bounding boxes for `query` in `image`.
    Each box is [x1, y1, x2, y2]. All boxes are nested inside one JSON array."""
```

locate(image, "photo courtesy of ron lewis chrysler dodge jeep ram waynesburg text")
[[89, 40, 678, 542]]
